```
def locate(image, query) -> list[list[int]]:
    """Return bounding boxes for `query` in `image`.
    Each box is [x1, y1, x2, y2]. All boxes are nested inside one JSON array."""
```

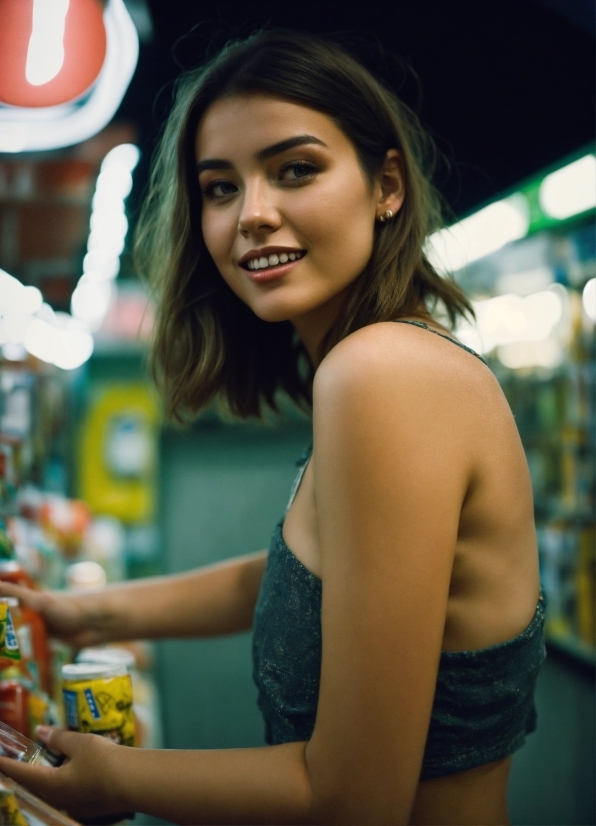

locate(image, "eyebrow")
[[196, 134, 327, 175]]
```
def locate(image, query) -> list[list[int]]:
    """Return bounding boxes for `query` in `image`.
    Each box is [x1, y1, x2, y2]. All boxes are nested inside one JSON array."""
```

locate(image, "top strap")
[[285, 444, 313, 515], [394, 320, 488, 365]]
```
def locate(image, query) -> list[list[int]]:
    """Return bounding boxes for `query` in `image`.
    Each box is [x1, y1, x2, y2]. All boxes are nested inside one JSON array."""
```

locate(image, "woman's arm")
[[0, 729, 314, 825], [303, 324, 473, 824], [0, 551, 267, 647], [86, 550, 268, 642]]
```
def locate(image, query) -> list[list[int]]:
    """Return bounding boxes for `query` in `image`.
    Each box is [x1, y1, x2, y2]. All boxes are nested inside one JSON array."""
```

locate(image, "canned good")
[[76, 647, 135, 672], [61, 663, 135, 746]]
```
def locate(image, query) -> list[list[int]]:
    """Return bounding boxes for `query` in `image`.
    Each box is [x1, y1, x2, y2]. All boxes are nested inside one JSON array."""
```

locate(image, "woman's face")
[[195, 94, 385, 328]]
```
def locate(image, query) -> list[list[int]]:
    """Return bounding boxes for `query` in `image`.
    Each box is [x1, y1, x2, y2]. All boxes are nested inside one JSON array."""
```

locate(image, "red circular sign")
[[0, 0, 107, 108]]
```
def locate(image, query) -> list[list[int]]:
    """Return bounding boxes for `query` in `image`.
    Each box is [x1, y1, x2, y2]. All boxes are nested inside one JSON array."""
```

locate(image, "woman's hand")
[[0, 727, 126, 820], [0, 582, 99, 648]]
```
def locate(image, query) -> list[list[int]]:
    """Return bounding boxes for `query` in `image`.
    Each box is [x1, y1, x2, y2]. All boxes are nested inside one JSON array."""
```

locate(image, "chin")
[[248, 300, 302, 324], [243, 287, 322, 324]]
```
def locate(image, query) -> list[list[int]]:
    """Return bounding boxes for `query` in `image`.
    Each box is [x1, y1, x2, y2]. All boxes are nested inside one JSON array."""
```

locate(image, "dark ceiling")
[[119, 0, 595, 220]]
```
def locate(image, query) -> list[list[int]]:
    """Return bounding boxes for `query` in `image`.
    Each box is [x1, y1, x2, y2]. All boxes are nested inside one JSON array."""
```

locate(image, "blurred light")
[[453, 323, 485, 355], [428, 193, 530, 273], [52, 312, 89, 333], [86, 228, 126, 257], [1, 343, 27, 362], [455, 288, 564, 355], [65, 560, 107, 590], [35, 302, 57, 324], [0, 0, 105, 108], [497, 339, 563, 370], [0, 0, 138, 152], [0, 269, 43, 314], [583, 278, 596, 323], [101, 143, 140, 172], [496, 267, 553, 296], [82, 250, 120, 281], [1, 313, 33, 345], [72, 141, 140, 331], [71, 281, 114, 330], [24, 318, 94, 370], [0, 269, 94, 370], [26, 0, 70, 86], [539, 155, 596, 220], [94, 166, 133, 202], [0, 124, 28, 154], [89, 207, 128, 236]]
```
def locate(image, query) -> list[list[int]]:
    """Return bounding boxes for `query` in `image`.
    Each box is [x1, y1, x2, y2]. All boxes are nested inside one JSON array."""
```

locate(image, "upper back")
[[283, 318, 541, 653]]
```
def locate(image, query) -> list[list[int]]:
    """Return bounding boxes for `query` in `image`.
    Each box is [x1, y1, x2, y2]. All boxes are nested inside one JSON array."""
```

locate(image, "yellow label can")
[[61, 663, 135, 747]]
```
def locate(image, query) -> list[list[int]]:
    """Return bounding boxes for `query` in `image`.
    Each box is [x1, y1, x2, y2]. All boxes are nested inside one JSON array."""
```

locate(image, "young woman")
[[0, 31, 545, 825]]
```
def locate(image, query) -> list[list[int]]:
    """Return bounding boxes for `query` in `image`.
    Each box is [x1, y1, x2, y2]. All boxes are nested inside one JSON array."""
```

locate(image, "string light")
[[71, 143, 140, 330]]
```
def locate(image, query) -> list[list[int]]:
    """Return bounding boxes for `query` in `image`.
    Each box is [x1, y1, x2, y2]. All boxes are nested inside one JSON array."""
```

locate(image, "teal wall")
[[156, 421, 312, 751]]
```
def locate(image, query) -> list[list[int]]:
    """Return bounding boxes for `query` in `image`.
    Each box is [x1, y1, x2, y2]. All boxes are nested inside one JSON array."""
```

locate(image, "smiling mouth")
[[242, 251, 306, 272]]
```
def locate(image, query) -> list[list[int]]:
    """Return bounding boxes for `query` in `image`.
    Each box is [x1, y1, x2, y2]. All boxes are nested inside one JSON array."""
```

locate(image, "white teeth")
[[246, 251, 304, 271]]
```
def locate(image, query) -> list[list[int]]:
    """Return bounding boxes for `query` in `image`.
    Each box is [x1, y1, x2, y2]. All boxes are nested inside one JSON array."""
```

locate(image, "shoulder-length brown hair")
[[135, 29, 474, 421]]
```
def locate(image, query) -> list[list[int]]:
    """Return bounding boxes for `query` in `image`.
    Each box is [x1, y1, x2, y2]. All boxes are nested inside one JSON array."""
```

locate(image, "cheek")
[[201, 209, 236, 269], [297, 174, 376, 277]]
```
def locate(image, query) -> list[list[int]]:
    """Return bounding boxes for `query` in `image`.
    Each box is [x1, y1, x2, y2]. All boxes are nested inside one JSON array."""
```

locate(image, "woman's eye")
[[201, 180, 238, 200], [280, 161, 319, 183]]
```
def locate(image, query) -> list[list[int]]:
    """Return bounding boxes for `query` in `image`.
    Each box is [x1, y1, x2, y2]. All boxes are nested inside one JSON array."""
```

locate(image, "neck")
[[291, 290, 349, 367], [292, 299, 443, 366]]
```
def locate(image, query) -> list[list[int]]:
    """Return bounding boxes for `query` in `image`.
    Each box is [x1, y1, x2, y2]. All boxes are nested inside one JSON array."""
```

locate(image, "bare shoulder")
[[314, 321, 499, 420]]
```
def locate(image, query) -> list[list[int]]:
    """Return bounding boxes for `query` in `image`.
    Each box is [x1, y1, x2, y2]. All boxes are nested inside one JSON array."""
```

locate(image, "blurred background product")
[[0, 2, 594, 824], [442, 152, 596, 666], [0, 769, 80, 825]]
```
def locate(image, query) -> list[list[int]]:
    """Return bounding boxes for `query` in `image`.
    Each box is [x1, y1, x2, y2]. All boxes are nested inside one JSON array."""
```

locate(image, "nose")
[[237, 179, 281, 237]]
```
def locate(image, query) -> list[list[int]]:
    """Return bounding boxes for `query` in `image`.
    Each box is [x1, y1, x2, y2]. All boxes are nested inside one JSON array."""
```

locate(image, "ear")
[[375, 149, 405, 219]]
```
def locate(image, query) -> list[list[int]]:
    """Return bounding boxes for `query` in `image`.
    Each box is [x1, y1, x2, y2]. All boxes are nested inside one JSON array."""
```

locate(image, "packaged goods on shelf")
[[0, 771, 80, 825], [76, 644, 162, 748], [62, 662, 135, 746], [453, 193, 595, 665], [0, 359, 163, 751], [0, 778, 27, 826]]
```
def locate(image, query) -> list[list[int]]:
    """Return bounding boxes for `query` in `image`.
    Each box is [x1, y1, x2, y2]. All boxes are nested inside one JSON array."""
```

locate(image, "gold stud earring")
[[378, 209, 394, 223]]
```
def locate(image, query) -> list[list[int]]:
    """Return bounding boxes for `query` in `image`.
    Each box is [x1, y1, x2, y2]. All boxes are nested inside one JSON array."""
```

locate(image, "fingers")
[[0, 582, 32, 601], [0, 582, 45, 613], [37, 726, 83, 757], [0, 755, 55, 799]]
